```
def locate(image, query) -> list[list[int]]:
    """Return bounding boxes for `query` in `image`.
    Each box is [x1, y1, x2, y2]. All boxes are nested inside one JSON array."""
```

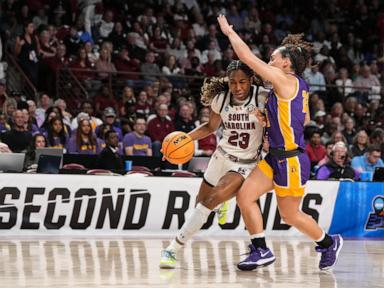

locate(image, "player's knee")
[[201, 191, 222, 209], [280, 211, 299, 226], [236, 189, 249, 209]]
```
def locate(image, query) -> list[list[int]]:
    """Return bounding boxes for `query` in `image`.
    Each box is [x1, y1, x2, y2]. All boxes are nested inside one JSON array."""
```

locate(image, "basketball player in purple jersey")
[[218, 15, 343, 271]]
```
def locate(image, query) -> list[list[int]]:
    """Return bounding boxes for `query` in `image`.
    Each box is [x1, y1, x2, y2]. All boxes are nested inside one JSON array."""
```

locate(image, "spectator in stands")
[[335, 67, 353, 97], [123, 117, 152, 156], [0, 142, 11, 153], [147, 103, 175, 157], [39, 106, 62, 133], [318, 141, 334, 166], [201, 40, 222, 65], [0, 112, 10, 132], [342, 117, 356, 146], [351, 145, 384, 177], [330, 131, 347, 145], [54, 98, 72, 127], [114, 47, 141, 84], [15, 20, 39, 87], [370, 128, 384, 158], [351, 130, 369, 157], [63, 26, 82, 57], [162, 55, 182, 75], [194, 113, 217, 157], [314, 46, 335, 66], [140, 51, 161, 83], [66, 118, 101, 154], [84, 41, 99, 64], [32, 7, 48, 28], [36, 93, 52, 127], [71, 100, 102, 130], [95, 48, 116, 81], [313, 110, 326, 132], [45, 43, 70, 94], [38, 30, 56, 58], [94, 86, 118, 117], [24, 133, 47, 169], [97, 130, 124, 171], [45, 116, 68, 148], [123, 102, 137, 132], [69, 47, 95, 83], [0, 79, 8, 108], [344, 96, 358, 117], [0, 110, 32, 152], [119, 86, 136, 117], [316, 141, 357, 181], [74, 18, 93, 45], [127, 32, 147, 62], [175, 103, 196, 133], [21, 108, 39, 134], [108, 21, 126, 50], [303, 64, 326, 93], [2, 97, 17, 124], [197, 24, 221, 51], [226, 4, 244, 30], [353, 64, 381, 99], [134, 90, 151, 119], [26, 100, 38, 125], [201, 50, 218, 77], [192, 13, 207, 38], [306, 130, 326, 168], [95, 107, 122, 141], [98, 10, 115, 40], [149, 25, 169, 54]]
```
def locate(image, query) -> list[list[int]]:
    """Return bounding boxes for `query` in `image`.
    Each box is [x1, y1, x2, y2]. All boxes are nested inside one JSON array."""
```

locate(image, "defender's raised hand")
[[217, 14, 234, 36]]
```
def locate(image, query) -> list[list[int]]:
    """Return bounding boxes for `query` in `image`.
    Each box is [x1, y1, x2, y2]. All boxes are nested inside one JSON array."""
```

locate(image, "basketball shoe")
[[237, 244, 276, 271], [315, 234, 343, 270], [217, 201, 229, 225], [159, 249, 177, 269]]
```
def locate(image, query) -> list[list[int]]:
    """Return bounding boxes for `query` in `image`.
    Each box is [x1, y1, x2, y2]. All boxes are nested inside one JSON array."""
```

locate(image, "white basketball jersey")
[[211, 85, 266, 160]]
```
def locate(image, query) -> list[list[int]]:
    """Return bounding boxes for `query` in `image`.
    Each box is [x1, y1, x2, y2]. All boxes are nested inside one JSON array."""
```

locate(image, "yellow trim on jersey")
[[274, 78, 299, 101], [302, 90, 309, 114], [257, 159, 273, 179], [274, 185, 305, 197], [277, 99, 297, 150]]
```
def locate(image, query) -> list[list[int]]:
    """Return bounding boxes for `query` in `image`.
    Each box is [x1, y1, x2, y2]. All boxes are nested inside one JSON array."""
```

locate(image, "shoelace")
[[315, 246, 332, 262], [162, 250, 176, 261], [240, 244, 256, 256]]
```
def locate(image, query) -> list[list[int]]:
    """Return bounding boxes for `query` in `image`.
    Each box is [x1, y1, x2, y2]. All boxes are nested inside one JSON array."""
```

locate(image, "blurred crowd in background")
[[0, 0, 383, 179]]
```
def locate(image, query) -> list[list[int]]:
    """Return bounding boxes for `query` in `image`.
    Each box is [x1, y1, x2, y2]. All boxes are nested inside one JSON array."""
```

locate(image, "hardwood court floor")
[[0, 238, 382, 288]]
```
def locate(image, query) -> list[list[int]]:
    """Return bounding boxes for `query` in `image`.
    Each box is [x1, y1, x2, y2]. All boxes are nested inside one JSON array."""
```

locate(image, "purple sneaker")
[[237, 244, 276, 271], [315, 234, 343, 270]]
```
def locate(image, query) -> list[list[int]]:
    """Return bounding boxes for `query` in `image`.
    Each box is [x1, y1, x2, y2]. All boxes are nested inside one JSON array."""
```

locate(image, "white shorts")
[[203, 150, 258, 186]]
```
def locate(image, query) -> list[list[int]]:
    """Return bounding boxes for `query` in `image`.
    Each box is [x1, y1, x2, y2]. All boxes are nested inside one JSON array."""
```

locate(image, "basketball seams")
[[163, 132, 182, 157], [163, 132, 194, 164], [168, 138, 194, 159]]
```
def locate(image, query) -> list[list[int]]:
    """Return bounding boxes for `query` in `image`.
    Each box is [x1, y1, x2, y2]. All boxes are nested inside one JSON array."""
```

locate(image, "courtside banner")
[[329, 182, 384, 238], [0, 174, 339, 236]]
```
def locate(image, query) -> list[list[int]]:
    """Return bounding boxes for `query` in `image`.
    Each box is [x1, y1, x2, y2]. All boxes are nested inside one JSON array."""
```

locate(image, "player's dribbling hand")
[[217, 15, 234, 36], [160, 149, 166, 161]]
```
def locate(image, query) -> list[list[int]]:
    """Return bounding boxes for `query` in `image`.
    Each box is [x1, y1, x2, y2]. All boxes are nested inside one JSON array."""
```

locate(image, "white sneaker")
[[159, 249, 176, 269]]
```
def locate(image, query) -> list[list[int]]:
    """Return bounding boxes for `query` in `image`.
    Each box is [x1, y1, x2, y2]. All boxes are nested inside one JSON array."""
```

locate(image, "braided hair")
[[200, 60, 262, 106], [277, 33, 312, 77]]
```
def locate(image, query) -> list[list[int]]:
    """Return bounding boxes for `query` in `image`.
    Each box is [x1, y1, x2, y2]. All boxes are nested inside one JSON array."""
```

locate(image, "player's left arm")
[[188, 110, 222, 141]]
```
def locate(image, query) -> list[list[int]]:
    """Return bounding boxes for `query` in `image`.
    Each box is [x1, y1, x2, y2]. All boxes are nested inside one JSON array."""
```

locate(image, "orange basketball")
[[162, 131, 195, 164]]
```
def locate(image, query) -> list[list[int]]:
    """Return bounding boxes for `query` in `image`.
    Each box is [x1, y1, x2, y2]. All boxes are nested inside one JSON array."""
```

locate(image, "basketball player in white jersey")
[[160, 60, 276, 269]]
